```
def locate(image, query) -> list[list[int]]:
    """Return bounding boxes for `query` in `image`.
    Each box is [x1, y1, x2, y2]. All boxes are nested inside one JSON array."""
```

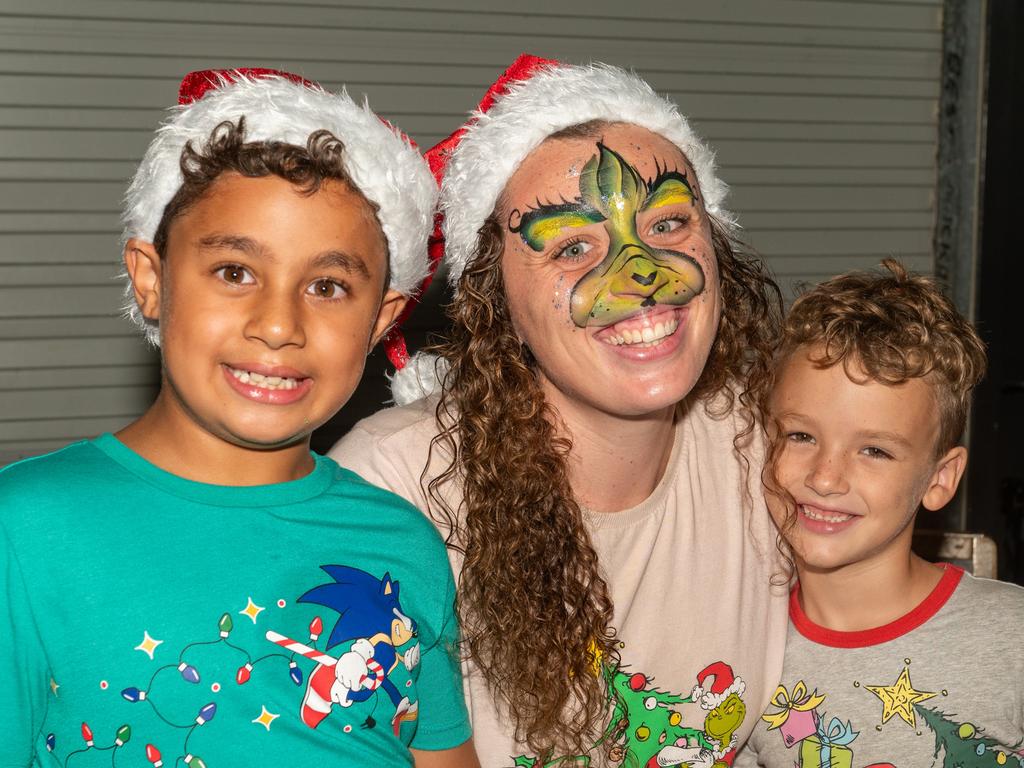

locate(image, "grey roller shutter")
[[0, 0, 945, 464]]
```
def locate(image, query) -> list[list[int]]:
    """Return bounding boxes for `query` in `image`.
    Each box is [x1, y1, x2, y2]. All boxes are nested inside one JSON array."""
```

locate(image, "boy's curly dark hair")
[[426, 179, 783, 759], [152, 117, 381, 259]]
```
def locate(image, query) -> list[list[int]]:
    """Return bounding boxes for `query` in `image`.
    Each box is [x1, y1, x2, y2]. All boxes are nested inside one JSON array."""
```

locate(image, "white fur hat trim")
[[122, 73, 437, 345], [440, 62, 733, 285]]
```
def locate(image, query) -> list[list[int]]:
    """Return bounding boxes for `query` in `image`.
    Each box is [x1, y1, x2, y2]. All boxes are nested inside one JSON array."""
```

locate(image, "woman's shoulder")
[[338, 396, 441, 447], [328, 396, 450, 509], [331, 397, 443, 465], [681, 388, 765, 459]]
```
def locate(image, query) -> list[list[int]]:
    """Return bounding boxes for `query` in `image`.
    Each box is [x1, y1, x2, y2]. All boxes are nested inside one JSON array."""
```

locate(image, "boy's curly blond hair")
[[771, 258, 987, 456]]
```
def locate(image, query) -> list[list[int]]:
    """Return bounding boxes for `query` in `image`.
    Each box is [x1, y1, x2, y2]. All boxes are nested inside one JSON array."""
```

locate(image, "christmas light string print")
[[45, 611, 326, 767]]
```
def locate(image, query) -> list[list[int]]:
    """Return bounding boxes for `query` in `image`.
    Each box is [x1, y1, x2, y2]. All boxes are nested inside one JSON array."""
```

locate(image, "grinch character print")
[[512, 660, 748, 768]]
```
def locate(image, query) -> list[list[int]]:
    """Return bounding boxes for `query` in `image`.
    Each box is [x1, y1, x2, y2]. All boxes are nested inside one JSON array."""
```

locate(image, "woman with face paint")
[[331, 55, 788, 767]]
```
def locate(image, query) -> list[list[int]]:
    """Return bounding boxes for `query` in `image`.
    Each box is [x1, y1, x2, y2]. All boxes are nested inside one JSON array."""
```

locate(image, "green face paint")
[[510, 142, 706, 328], [510, 202, 603, 252]]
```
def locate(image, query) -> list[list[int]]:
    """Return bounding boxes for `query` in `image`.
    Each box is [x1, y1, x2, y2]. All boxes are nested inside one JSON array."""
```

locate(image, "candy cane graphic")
[[266, 630, 386, 729], [265, 631, 337, 666], [265, 630, 385, 688]]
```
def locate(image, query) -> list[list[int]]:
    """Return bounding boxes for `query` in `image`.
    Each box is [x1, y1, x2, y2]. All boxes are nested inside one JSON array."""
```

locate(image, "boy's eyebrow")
[[198, 233, 265, 256], [197, 236, 371, 280], [856, 430, 914, 449], [310, 250, 371, 280]]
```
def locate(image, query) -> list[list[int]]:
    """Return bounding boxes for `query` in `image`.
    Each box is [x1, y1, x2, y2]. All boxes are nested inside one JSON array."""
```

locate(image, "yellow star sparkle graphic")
[[252, 705, 279, 731], [134, 631, 163, 660], [865, 665, 937, 727], [49, 678, 60, 697], [239, 597, 265, 624]]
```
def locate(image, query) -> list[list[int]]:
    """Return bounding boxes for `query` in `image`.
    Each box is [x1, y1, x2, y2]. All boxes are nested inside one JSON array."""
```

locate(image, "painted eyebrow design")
[[519, 190, 587, 216], [642, 167, 698, 211], [645, 159, 695, 192]]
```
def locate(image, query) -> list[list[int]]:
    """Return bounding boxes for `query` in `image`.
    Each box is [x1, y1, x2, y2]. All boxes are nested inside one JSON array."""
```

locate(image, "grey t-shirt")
[[735, 565, 1024, 768]]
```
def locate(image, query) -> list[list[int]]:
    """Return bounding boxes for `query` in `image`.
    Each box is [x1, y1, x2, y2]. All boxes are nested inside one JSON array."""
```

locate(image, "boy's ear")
[[123, 238, 163, 321], [369, 288, 409, 350], [921, 445, 968, 511]]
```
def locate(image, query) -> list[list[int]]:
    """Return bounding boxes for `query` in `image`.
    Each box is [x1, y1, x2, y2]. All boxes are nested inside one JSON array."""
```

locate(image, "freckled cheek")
[[550, 273, 578, 327]]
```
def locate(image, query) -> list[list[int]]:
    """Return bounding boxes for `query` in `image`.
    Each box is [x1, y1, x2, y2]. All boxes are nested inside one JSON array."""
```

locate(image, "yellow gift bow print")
[[761, 680, 826, 729]]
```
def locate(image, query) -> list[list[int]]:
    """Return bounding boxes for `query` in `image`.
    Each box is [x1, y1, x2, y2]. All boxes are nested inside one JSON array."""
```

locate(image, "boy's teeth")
[[605, 318, 678, 346], [229, 367, 299, 390], [801, 505, 854, 523]]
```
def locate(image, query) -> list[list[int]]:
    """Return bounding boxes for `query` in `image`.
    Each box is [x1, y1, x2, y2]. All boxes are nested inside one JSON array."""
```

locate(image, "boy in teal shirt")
[[0, 69, 475, 768]]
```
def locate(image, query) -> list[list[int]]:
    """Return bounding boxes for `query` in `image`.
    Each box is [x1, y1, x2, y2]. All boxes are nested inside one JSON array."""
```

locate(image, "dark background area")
[[966, 0, 1024, 585]]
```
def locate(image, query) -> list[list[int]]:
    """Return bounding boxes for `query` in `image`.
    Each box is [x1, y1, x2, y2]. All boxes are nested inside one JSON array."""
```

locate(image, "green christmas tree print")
[[512, 663, 724, 768], [915, 705, 1024, 768]]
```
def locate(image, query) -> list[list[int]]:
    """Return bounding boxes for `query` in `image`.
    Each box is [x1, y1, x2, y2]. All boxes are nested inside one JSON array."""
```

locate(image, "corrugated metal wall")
[[0, 0, 945, 464]]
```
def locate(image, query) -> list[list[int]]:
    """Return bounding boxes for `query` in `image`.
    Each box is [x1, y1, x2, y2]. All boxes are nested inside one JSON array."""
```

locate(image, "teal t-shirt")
[[0, 435, 470, 767]]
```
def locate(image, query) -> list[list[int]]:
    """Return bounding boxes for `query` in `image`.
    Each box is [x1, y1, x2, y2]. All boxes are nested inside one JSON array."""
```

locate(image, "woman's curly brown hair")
[[760, 259, 987, 556], [425, 126, 783, 759]]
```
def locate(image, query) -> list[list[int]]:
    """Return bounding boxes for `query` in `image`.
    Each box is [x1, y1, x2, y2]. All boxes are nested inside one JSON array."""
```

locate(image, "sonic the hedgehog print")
[[266, 565, 421, 735]]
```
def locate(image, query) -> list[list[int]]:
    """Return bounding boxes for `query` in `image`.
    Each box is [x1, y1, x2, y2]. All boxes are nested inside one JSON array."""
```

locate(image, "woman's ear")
[[123, 238, 163, 321]]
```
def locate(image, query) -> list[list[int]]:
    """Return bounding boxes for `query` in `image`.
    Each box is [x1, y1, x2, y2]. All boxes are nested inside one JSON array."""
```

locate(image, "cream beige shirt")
[[330, 396, 789, 768]]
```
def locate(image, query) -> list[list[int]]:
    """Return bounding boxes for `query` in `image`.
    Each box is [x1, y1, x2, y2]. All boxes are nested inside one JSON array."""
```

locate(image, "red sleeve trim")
[[789, 563, 964, 648]]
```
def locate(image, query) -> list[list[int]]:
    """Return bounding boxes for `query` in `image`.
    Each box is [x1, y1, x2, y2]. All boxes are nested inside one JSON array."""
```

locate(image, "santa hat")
[[387, 53, 731, 405], [691, 661, 746, 711], [122, 68, 438, 349]]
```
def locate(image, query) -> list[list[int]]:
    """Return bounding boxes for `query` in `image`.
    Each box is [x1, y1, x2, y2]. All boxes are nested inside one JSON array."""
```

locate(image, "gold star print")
[[239, 597, 265, 624], [49, 678, 60, 697], [252, 705, 279, 731], [865, 665, 937, 727], [134, 631, 163, 660]]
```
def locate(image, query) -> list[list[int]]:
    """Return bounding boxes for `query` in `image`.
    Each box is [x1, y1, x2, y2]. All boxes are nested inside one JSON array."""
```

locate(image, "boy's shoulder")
[[0, 439, 122, 544], [0, 438, 109, 497], [952, 569, 1024, 616]]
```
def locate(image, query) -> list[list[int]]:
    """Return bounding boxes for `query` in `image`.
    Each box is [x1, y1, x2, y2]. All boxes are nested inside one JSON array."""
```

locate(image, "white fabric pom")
[[388, 352, 449, 406]]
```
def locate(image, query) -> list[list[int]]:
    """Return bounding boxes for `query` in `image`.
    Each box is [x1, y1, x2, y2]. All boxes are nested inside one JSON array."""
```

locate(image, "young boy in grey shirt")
[[733, 260, 1024, 768]]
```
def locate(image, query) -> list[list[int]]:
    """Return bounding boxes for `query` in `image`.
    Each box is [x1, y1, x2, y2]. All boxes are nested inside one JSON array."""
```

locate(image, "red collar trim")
[[789, 563, 964, 648]]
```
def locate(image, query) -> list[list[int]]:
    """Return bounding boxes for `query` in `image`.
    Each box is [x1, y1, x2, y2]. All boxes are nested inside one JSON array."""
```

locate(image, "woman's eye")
[[555, 240, 593, 262], [217, 265, 253, 284], [786, 431, 813, 444], [649, 217, 686, 235], [308, 279, 346, 299]]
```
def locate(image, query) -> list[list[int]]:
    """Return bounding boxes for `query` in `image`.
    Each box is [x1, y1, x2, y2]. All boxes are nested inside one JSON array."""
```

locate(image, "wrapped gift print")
[[761, 681, 825, 748], [798, 716, 858, 768]]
